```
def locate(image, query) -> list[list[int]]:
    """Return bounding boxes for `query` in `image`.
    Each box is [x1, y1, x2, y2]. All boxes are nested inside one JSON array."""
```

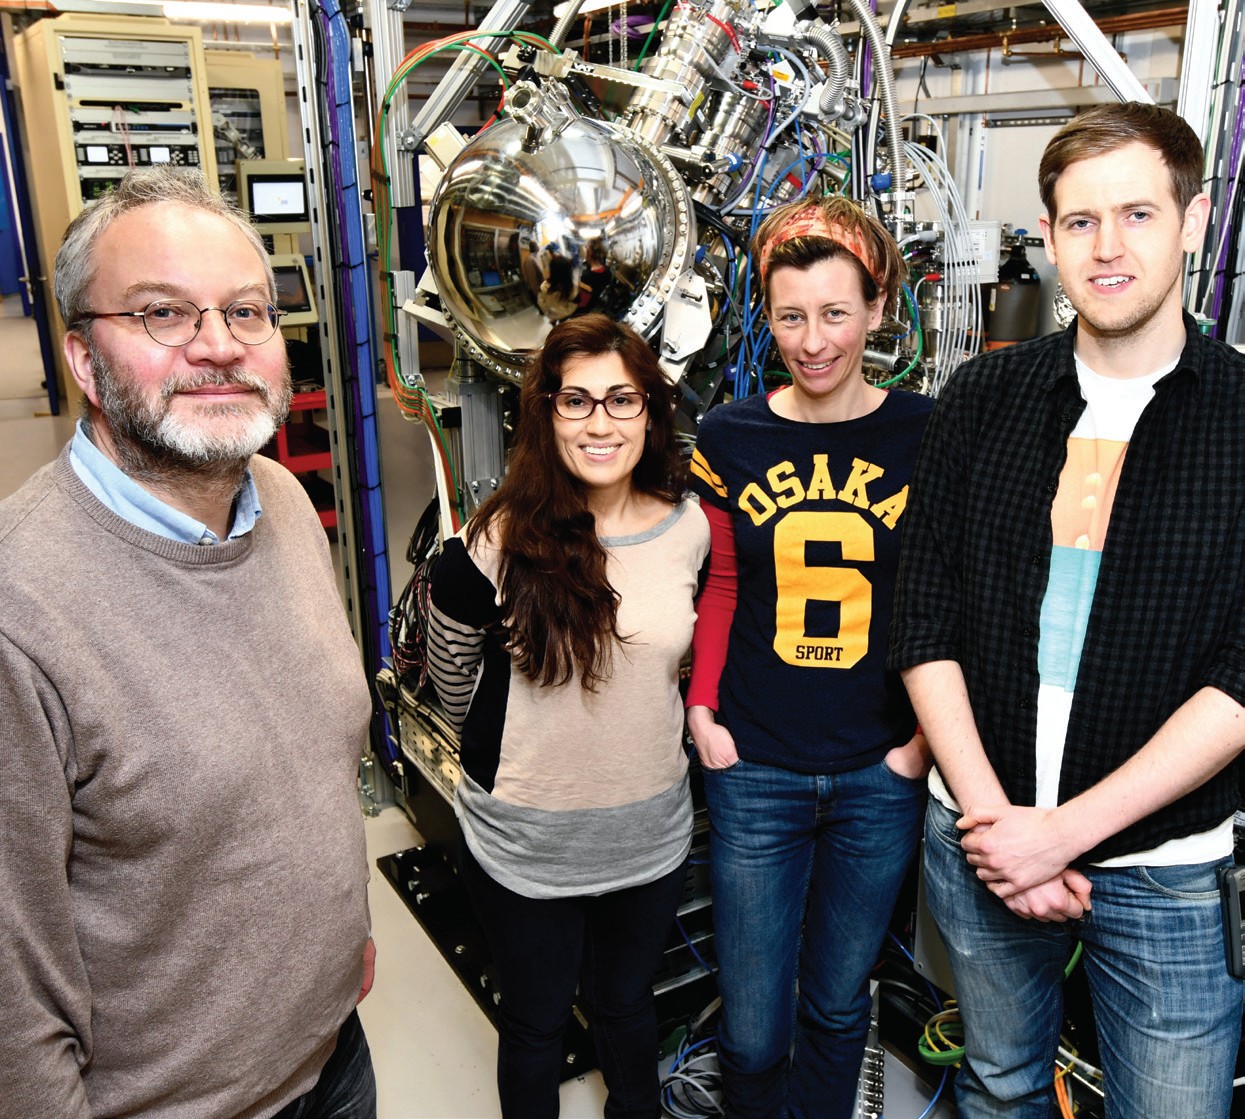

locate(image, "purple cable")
[[609, 14, 651, 40], [861, 0, 877, 100], [1210, 56, 1245, 326], [721, 66, 776, 212]]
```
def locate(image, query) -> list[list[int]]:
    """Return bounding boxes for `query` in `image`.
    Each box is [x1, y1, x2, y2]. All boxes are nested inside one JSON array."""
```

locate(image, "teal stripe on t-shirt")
[[1038, 544, 1101, 691]]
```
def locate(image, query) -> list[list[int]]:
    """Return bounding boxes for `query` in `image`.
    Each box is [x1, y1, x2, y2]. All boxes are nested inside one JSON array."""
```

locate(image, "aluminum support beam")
[[1039, 0, 1153, 104], [405, 0, 533, 149], [370, 0, 418, 208], [1177, 0, 1223, 141]]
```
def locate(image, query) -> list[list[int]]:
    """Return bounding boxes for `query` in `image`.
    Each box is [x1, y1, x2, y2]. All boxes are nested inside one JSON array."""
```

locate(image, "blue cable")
[[892, 283, 918, 340], [916, 1069, 950, 1119], [733, 149, 837, 393], [313, 0, 395, 764], [728, 143, 775, 395], [883, 932, 951, 1118], [675, 915, 717, 976], [661, 1032, 721, 1114], [794, 113, 808, 191], [762, 154, 821, 205], [672, 1034, 718, 1067], [877, 1068, 949, 1119], [886, 931, 943, 1011]]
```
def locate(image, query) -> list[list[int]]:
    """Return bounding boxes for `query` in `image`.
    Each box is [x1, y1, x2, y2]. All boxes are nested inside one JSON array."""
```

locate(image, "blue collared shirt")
[[69, 421, 263, 545]]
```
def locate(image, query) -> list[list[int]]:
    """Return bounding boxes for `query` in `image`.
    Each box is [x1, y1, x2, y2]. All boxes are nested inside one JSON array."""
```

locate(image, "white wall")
[[887, 25, 1186, 333]]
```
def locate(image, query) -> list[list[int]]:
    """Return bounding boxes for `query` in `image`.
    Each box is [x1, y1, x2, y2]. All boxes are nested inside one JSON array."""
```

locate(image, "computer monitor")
[[237, 158, 310, 235], [268, 253, 318, 328]]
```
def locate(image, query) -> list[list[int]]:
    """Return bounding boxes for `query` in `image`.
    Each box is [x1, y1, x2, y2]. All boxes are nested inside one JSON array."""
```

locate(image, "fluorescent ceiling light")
[[162, 1, 293, 22], [552, 0, 619, 17]]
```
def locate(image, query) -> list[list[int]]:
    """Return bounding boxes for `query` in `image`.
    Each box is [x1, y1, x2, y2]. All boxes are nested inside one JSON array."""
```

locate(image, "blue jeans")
[[460, 841, 687, 1119], [924, 796, 1244, 1118], [271, 1009, 376, 1119], [703, 756, 926, 1119]]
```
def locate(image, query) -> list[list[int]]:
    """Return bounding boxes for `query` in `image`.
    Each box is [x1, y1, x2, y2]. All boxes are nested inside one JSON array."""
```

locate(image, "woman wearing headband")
[[686, 197, 934, 1118]]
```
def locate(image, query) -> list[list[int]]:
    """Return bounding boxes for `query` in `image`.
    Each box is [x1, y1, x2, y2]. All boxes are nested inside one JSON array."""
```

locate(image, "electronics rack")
[[13, 13, 217, 409]]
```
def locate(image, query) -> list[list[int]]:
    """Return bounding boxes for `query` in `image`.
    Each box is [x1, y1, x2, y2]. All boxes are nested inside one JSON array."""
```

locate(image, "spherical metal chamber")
[[426, 83, 694, 380]]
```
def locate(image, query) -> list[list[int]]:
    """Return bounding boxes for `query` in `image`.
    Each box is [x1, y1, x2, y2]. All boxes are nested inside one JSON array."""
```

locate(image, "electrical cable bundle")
[[370, 28, 562, 529], [660, 999, 724, 1119], [1055, 1041, 1104, 1117], [306, 0, 397, 771], [917, 1000, 965, 1067], [388, 497, 442, 690], [901, 132, 984, 393], [904, 934, 1101, 1118]]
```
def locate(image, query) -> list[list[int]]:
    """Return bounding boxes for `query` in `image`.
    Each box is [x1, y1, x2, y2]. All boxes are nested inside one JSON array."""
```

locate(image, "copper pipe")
[[402, 22, 472, 36], [1002, 30, 1086, 61], [891, 7, 1186, 58]]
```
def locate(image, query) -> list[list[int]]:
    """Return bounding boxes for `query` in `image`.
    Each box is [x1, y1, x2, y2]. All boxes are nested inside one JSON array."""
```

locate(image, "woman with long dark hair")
[[686, 198, 934, 1118], [427, 313, 710, 1119]]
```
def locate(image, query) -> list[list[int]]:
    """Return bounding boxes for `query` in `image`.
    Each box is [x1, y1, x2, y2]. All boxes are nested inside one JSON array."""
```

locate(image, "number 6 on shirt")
[[773, 511, 873, 669]]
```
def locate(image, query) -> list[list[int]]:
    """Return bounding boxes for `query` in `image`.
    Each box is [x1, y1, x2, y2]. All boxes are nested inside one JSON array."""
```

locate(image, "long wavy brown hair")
[[467, 314, 684, 690]]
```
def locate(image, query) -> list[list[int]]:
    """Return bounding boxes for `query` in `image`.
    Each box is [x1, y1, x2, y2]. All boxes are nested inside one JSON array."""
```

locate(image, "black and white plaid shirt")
[[890, 314, 1245, 860]]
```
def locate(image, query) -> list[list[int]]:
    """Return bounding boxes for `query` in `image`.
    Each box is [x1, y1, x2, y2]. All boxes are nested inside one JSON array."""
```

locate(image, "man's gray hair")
[[54, 167, 276, 333]]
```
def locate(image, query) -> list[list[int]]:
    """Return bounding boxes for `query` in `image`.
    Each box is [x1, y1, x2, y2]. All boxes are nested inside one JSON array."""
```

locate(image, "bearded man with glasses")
[[0, 168, 377, 1119]]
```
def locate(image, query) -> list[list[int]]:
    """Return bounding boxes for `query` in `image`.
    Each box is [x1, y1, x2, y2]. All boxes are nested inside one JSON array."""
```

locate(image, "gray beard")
[[88, 341, 292, 488]]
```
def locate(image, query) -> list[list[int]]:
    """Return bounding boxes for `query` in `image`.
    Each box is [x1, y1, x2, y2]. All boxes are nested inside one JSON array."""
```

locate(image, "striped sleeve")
[[687, 407, 730, 512], [428, 535, 500, 733], [689, 446, 728, 502], [426, 604, 483, 732]]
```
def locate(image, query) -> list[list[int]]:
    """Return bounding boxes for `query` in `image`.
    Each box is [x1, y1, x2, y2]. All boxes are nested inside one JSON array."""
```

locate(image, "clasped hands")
[[957, 805, 1092, 922]]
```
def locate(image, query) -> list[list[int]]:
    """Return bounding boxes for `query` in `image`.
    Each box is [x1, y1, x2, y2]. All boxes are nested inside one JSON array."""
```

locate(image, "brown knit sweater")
[[0, 448, 372, 1119]]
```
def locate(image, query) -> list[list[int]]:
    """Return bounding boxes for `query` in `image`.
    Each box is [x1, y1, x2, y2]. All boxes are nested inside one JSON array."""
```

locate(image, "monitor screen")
[[248, 175, 308, 224], [272, 262, 313, 315]]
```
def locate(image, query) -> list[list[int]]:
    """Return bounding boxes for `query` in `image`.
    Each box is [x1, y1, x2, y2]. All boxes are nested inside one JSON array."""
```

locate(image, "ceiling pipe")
[[890, 6, 1186, 59]]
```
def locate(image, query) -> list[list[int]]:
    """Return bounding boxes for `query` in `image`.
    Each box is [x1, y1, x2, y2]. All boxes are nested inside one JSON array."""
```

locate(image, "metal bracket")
[[534, 49, 689, 100]]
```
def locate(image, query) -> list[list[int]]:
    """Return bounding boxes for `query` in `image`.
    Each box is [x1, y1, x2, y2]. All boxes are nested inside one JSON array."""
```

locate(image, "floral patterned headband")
[[757, 204, 882, 288]]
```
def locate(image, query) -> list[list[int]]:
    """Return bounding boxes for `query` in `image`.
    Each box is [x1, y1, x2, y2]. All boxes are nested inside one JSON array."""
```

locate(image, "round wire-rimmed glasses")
[[546, 389, 649, 421], [76, 298, 284, 347]]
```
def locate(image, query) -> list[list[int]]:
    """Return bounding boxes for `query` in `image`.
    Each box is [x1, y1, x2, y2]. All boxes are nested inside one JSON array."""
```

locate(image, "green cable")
[[381, 27, 563, 113], [875, 283, 924, 388], [634, 0, 675, 70], [376, 29, 566, 522], [377, 42, 515, 519], [819, 150, 852, 196], [384, 39, 511, 106], [511, 29, 558, 52], [917, 1016, 965, 1066], [918, 941, 1085, 1068]]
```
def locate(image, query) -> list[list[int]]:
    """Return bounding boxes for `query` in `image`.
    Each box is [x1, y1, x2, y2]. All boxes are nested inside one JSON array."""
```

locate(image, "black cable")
[[914, 56, 930, 117], [693, 200, 746, 247], [388, 498, 442, 688]]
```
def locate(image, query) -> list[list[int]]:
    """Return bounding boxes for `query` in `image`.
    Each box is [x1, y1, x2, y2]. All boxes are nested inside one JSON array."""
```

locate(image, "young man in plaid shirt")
[[891, 102, 1245, 1118]]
